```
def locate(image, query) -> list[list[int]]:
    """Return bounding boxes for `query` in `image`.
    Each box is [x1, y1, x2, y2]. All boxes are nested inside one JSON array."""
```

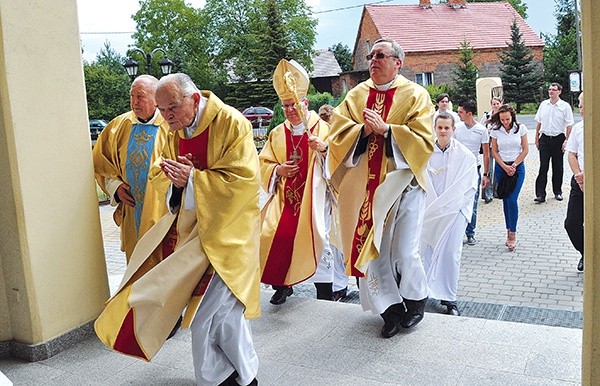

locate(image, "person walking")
[[534, 83, 574, 203], [490, 104, 529, 251], [92, 75, 170, 265], [564, 92, 585, 271], [259, 59, 339, 304], [454, 99, 490, 246], [422, 112, 478, 316], [329, 38, 433, 338], [480, 96, 504, 203]]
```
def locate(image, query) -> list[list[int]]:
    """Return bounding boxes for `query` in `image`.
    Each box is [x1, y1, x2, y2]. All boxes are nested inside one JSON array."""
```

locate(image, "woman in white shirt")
[[489, 105, 529, 251]]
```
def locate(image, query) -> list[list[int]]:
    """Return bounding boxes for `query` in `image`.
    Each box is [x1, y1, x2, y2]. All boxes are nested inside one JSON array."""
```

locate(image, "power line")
[[312, 0, 396, 15]]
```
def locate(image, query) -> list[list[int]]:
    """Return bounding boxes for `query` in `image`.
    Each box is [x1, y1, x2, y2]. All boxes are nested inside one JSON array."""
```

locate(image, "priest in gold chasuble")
[[259, 59, 336, 305], [93, 75, 171, 265], [328, 39, 434, 338], [95, 73, 260, 386]]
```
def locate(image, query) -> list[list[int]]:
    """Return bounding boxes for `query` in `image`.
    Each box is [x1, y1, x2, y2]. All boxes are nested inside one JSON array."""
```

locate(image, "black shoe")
[[401, 298, 426, 329], [555, 194, 563, 201], [167, 315, 183, 340], [484, 197, 493, 204], [380, 303, 405, 338], [466, 236, 477, 246], [446, 304, 460, 316], [270, 287, 293, 305], [332, 287, 347, 301], [534, 197, 545, 203], [381, 322, 401, 338], [577, 257, 584, 272]]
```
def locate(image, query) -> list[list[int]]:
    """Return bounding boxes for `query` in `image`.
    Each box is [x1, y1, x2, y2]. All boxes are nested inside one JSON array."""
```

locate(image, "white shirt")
[[565, 120, 584, 172], [490, 123, 528, 162], [534, 98, 574, 137], [454, 121, 489, 166]]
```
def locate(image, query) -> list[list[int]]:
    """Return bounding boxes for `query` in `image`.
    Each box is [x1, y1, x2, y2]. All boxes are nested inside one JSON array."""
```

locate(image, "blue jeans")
[[465, 166, 481, 237], [495, 162, 525, 232]]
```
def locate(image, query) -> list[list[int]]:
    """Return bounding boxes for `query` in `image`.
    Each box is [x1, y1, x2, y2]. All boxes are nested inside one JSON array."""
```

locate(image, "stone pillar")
[[581, 0, 600, 384], [475, 77, 502, 118], [0, 0, 109, 360]]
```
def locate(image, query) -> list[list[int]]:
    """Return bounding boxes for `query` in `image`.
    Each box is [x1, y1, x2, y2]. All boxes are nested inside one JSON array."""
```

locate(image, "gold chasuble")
[[259, 112, 329, 286], [95, 92, 261, 361], [329, 76, 434, 276], [93, 111, 171, 264]]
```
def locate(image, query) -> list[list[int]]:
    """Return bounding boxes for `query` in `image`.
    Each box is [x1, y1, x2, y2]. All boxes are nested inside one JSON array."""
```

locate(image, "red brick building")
[[334, 0, 544, 95]]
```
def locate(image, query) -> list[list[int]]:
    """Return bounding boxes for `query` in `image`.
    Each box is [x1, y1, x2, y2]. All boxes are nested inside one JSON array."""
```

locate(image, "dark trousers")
[[535, 133, 565, 198], [564, 176, 584, 256]]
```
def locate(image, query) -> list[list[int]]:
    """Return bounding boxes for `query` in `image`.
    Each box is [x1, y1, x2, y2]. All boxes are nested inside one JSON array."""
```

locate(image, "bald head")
[[130, 75, 159, 121]]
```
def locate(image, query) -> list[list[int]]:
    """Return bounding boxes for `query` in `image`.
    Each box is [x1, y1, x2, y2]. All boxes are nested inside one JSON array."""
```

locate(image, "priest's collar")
[[183, 94, 207, 139], [134, 109, 159, 125], [374, 75, 397, 91]]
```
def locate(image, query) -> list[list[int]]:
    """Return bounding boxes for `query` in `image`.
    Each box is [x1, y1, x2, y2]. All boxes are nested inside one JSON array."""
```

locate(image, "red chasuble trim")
[[161, 128, 210, 260], [113, 308, 148, 361], [261, 123, 316, 286], [349, 87, 396, 277]]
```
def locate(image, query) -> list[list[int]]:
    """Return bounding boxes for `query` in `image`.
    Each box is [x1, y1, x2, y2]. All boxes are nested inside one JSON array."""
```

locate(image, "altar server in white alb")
[[421, 112, 478, 316]]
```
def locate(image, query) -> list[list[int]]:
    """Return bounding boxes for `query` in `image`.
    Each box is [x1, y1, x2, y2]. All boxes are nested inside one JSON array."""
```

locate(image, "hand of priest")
[[116, 183, 135, 207], [362, 108, 388, 136], [308, 135, 327, 153], [161, 153, 194, 189], [277, 160, 300, 178]]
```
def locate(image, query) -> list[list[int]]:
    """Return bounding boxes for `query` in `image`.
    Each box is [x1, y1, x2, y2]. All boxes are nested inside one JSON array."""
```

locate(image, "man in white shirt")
[[454, 99, 490, 246], [534, 82, 574, 202], [564, 92, 584, 271]]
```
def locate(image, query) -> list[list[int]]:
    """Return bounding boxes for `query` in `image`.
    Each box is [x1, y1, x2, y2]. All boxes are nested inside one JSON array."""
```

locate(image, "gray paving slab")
[[0, 270, 583, 386]]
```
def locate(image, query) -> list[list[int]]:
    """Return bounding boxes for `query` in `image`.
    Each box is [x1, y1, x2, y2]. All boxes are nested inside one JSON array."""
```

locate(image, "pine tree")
[[498, 19, 542, 112], [543, 0, 578, 89], [450, 39, 478, 102]]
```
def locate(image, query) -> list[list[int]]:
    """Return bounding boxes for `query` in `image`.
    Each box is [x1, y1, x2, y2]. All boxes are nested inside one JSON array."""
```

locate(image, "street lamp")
[[123, 47, 174, 81]]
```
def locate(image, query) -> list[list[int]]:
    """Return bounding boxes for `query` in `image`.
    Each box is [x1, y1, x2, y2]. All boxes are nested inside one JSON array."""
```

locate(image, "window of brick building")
[[415, 72, 434, 86]]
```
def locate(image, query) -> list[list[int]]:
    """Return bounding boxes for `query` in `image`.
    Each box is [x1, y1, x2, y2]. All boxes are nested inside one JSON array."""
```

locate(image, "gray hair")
[[158, 73, 199, 96], [373, 38, 405, 62], [131, 74, 158, 92]]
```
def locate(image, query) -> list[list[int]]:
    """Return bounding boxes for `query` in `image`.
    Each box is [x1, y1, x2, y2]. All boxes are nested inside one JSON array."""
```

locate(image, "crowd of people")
[[90, 38, 582, 385]]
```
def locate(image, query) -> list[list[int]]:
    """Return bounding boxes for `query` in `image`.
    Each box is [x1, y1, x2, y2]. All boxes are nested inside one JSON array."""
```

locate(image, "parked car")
[[242, 106, 273, 128], [89, 119, 108, 140]]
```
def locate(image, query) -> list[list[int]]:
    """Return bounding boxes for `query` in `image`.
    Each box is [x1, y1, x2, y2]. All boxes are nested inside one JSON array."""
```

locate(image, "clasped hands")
[[160, 153, 194, 188], [362, 108, 389, 137], [504, 163, 517, 177]]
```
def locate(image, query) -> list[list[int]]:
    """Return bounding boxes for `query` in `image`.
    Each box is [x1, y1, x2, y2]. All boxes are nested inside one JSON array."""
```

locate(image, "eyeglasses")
[[282, 103, 297, 111], [366, 53, 398, 61]]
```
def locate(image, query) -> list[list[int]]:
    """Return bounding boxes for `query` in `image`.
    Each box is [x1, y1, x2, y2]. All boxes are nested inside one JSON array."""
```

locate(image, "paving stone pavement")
[[98, 114, 584, 329]]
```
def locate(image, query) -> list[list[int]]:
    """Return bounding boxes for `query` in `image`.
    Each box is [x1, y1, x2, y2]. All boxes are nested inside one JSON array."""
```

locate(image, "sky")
[[77, 0, 557, 63]]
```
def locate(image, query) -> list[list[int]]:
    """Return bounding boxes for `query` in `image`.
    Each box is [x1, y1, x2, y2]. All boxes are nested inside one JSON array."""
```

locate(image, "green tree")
[[450, 39, 478, 102], [498, 19, 542, 112], [329, 43, 353, 72], [132, 0, 219, 91], [84, 42, 131, 120], [543, 0, 578, 89], [204, 0, 316, 109]]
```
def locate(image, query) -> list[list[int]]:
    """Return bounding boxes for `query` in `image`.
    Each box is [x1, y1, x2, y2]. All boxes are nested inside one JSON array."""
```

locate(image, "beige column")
[[581, 0, 600, 384], [0, 0, 109, 359]]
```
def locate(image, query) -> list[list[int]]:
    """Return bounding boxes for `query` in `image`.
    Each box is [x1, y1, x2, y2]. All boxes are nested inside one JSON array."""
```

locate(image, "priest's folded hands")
[[160, 153, 194, 188]]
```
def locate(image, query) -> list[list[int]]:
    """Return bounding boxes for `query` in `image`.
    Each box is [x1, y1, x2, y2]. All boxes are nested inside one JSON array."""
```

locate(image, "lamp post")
[[123, 47, 174, 81]]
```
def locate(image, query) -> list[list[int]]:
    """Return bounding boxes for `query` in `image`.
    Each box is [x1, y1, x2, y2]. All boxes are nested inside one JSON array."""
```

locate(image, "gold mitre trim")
[[273, 59, 309, 101]]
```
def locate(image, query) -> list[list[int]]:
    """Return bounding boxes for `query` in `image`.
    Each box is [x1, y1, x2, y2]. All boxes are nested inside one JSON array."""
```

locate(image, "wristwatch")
[[483, 172, 491, 177]]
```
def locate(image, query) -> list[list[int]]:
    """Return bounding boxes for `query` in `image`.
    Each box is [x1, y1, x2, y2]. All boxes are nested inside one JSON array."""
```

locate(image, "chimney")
[[419, 0, 432, 8], [448, 0, 466, 8]]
